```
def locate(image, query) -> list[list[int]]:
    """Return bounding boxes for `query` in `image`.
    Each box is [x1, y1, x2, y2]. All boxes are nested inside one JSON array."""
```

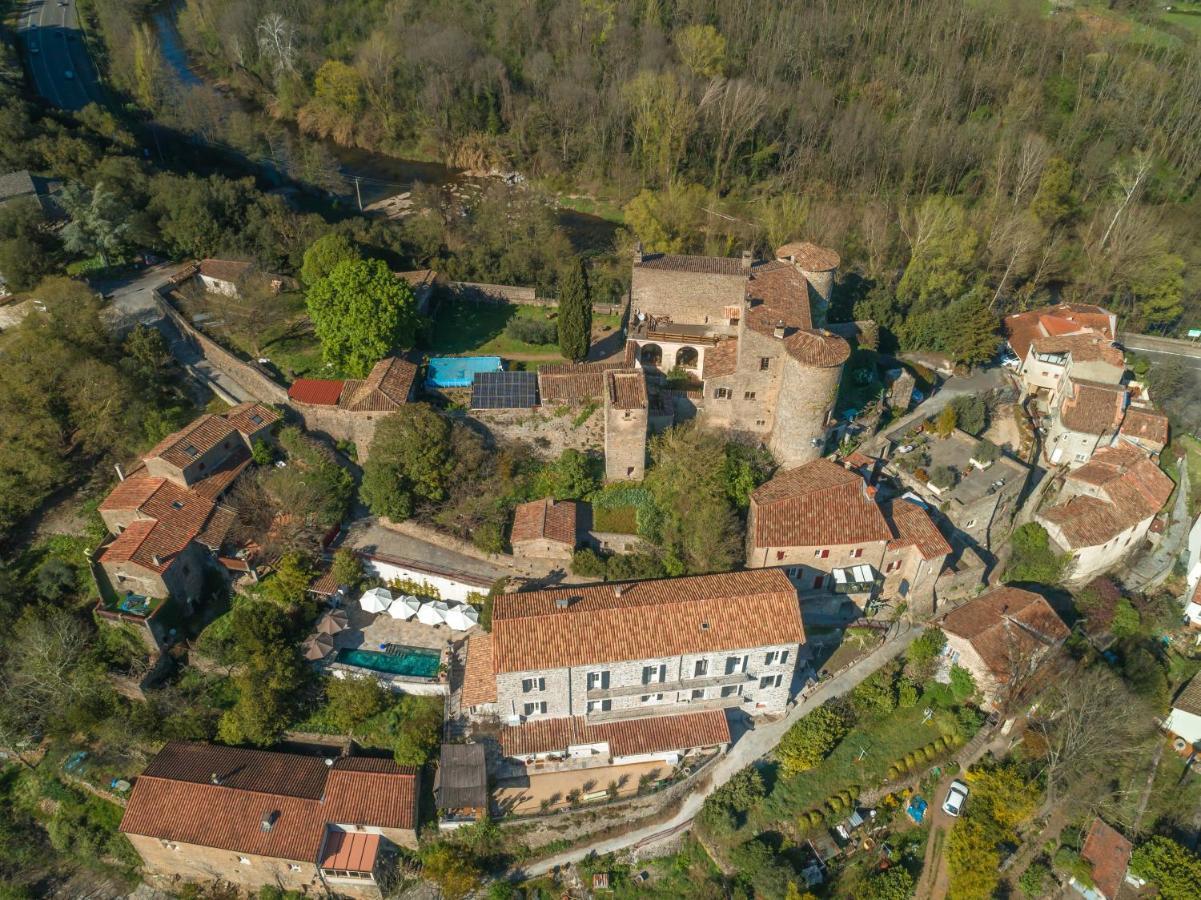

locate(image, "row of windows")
[[713, 389, 758, 400], [584, 651, 790, 690], [525, 675, 787, 718]]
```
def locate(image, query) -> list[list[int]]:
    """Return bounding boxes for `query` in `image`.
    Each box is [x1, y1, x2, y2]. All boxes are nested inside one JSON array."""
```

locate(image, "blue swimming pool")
[[336, 646, 441, 678], [426, 356, 503, 388]]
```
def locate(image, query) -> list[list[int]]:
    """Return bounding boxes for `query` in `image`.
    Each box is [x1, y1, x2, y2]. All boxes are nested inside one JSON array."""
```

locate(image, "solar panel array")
[[471, 371, 538, 409]]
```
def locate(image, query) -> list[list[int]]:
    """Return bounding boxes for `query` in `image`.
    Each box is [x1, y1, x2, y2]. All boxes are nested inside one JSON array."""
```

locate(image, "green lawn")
[[426, 301, 622, 359], [755, 703, 961, 829], [593, 505, 638, 534]]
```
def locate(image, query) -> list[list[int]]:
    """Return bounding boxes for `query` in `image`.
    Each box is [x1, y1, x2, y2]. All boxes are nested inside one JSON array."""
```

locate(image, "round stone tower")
[[775, 241, 841, 326], [769, 329, 851, 467]]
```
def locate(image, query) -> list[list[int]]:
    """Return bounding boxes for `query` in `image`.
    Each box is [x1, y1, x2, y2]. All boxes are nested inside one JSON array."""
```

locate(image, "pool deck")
[[333, 602, 481, 656]]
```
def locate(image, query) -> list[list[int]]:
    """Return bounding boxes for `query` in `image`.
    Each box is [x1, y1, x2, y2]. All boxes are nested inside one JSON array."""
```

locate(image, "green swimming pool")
[[335, 646, 441, 678]]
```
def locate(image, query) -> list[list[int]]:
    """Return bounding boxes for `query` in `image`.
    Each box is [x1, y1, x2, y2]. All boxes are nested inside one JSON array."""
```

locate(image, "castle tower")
[[768, 329, 850, 467], [603, 371, 649, 482], [775, 241, 841, 326]]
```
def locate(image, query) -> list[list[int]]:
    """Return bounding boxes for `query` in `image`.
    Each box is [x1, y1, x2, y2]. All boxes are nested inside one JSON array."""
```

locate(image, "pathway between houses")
[[1125, 455, 1190, 592], [510, 620, 922, 879]]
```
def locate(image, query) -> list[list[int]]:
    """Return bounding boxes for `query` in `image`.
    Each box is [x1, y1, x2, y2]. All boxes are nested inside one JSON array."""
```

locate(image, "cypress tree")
[[557, 257, 592, 362]]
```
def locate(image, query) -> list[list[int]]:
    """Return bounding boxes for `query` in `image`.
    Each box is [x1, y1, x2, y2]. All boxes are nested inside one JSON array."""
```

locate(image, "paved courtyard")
[[333, 602, 482, 653], [493, 760, 670, 815]]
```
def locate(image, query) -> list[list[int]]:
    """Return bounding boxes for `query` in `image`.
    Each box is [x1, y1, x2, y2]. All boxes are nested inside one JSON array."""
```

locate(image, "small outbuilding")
[[434, 744, 488, 829], [510, 498, 578, 560]]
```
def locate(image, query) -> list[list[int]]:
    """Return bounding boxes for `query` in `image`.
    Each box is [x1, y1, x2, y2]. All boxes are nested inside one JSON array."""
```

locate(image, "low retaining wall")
[[155, 290, 289, 405]]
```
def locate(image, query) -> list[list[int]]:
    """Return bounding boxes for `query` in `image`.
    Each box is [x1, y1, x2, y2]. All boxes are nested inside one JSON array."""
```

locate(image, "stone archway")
[[675, 346, 699, 368], [640, 343, 663, 366]]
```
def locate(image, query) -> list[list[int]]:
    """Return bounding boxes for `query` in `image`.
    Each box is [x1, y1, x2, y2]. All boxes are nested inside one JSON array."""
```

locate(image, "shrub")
[[504, 316, 557, 345], [929, 464, 959, 489], [972, 439, 1000, 464], [571, 548, 608, 578], [827, 795, 844, 813], [1019, 860, 1051, 898], [888, 765, 900, 780], [777, 704, 852, 773]]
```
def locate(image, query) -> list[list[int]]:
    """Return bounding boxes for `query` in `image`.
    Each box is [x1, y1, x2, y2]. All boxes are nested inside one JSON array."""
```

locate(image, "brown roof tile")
[[940, 587, 1070, 682], [288, 378, 346, 406], [1004, 303, 1116, 361], [339, 357, 418, 411], [224, 402, 280, 435], [461, 633, 498, 706], [120, 742, 418, 862], [783, 329, 851, 368], [702, 339, 738, 378], [607, 371, 647, 410], [538, 360, 632, 405], [1059, 380, 1126, 435], [1119, 407, 1169, 449], [1173, 674, 1201, 717], [511, 498, 578, 547], [146, 415, 239, 469], [1031, 332, 1124, 369], [198, 258, 254, 283], [490, 569, 803, 673], [1080, 818, 1132, 900], [883, 498, 952, 560], [500, 709, 731, 758], [750, 459, 893, 548], [775, 241, 841, 271], [745, 264, 814, 334], [634, 254, 753, 275]]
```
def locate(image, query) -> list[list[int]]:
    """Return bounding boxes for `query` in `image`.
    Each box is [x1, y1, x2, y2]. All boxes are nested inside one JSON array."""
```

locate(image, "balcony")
[[629, 318, 725, 346], [585, 694, 746, 724], [586, 670, 756, 700]]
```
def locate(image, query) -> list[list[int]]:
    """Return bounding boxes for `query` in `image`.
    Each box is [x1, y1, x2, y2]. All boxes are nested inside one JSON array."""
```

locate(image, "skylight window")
[[183, 445, 199, 458]]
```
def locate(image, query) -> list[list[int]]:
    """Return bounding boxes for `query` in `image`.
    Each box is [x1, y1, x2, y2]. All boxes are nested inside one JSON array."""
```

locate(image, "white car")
[[942, 780, 969, 817], [897, 444, 915, 454]]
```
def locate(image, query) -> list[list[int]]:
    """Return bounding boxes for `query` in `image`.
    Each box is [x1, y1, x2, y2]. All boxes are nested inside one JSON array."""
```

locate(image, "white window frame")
[[586, 699, 612, 713], [522, 677, 545, 693], [587, 670, 610, 690], [523, 701, 547, 716]]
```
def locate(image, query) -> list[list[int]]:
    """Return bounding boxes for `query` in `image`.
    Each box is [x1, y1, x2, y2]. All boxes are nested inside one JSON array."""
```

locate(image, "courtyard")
[[493, 760, 670, 815]]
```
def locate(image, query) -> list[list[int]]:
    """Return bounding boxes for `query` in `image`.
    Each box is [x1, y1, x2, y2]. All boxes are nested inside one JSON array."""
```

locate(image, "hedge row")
[[886, 733, 959, 781], [797, 785, 861, 831]]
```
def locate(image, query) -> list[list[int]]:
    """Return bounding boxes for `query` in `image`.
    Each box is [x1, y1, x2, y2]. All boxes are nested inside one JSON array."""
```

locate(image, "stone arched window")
[[640, 343, 663, 366], [675, 346, 699, 368]]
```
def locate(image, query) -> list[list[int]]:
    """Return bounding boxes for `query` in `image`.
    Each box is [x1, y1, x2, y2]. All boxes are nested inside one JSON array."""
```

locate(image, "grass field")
[[755, 703, 961, 829], [593, 505, 638, 534], [426, 300, 622, 360]]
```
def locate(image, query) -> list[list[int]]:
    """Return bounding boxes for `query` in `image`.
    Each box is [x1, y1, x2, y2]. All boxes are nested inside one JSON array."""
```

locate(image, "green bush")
[[827, 795, 844, 813], [504, 316, 557, 345], [777, 703, 852, 773], [1019, 860, 1051, 898], [888, 764, 900, 780]]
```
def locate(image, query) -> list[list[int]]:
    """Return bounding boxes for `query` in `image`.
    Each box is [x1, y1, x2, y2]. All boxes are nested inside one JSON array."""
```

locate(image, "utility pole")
[[353, 176, 363, 212]]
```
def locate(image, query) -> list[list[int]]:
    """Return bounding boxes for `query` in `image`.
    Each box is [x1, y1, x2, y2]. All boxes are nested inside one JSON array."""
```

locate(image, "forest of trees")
[[80, 0, 1201, 337]]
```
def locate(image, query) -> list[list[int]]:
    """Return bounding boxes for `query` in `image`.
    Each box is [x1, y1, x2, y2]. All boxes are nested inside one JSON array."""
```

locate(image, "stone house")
[[510, 498, 578, 560], [287, 356, 419, 460], [1003, 303, 1117, 367], [461, 569, 804, 725], [627, 241, 850, 467], [119, 742, 419, 895], [1165, 675, 1201, 751], [96, 403, 280, 608], [745, 458, 951, 615], [1016, 331, 1125, 403], [1037, 444, 1175, 582], [1044, 378, 1128, 467], [1117, 406, 1170, 456], [197, 258, 256, 296], [938, 586, 1070, 710]]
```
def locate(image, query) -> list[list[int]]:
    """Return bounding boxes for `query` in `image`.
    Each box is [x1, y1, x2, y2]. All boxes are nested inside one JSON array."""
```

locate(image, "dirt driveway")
[[916, 775, 957, 900]]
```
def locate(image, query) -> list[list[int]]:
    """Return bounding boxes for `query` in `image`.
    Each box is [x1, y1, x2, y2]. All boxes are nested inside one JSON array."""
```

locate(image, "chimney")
[[152, 554, 163, 567], [555, 596, 572, 610], [633, 241, 644, 264], [260, 810, 278, 833], [210, 772, 221, 785], [614, 583, 628, 598], [741, 249, 753, 270], [114, 463, 125, 482], [773, 320, 786, 339]]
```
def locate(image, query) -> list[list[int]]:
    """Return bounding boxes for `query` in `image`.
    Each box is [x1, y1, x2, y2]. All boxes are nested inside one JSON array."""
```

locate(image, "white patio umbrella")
[[359, 587, 393, 614], [388, 595, 421, 620], [444, 604, 481, 632], [416, 600, 451, 626]]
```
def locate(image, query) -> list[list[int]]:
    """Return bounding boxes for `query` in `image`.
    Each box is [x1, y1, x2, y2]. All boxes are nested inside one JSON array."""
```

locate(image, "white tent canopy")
[[416, 600, 451, 626], [359, 587, 393, 613], [444, 604, 481, 631], [388, 595, 421, 620]]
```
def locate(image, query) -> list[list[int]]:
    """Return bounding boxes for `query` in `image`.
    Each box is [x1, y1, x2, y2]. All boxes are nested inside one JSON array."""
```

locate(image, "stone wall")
[[604, 399, 648, 482], [631, 267, 747, 322], [702, 325, 786, 437], [769, 356, 843, 467], [466, 407, 605, 459], [127, 834, 321, 893], [155, 292, 289, 405], [290, 400, 381, 461]]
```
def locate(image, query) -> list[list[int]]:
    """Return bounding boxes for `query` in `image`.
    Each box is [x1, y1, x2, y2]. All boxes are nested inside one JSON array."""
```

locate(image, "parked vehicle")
[[942, 780, 969, 817]]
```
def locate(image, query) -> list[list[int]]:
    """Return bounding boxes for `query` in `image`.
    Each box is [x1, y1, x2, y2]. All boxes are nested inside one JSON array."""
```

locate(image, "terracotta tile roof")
[[198, 258, 254, 283], [339, 357, 418, 411], [1119, 407, 1169, 449], [634, 253, 754, 275], [119, 742, 418, 862], [1040, 495, 1127, 548], [538, 360, 632, 404], [194, 504, 237, 551], [511, 498, 578, 547], [308, 569, 340, 596], [288, 378, 346, 406], [750, 459, 893, 548], [1080, 818, 1132, 900], [1004, 303, 1116, 361], [775, 241, 840, 271], [461, 633, 498, 706], [490, 569, 803, 673], [883, 498, 952, 560], [500, 709, 731, 758], [1059, 380, 1126, 435], [1031, 332, 1124, 369], [223, 402, 280, 435], [1173, 674, 1201, 717], [100, 518, 194, 574], [99, 473, 171, 512], [188, 447, 250, 501], [702, 339, 738, 378], [320, 830, 379, 872], [607, 371, 647, 410], [783, 329, 851, 368], [146, 415, 240, 469], [745, 264, 814, 334], [940, 587, 1069, 682]]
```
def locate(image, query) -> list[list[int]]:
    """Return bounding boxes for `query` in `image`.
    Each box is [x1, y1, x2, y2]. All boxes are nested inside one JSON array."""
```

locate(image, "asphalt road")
[[1121, 333, 1201, 370], [18, 0, 105, 111]]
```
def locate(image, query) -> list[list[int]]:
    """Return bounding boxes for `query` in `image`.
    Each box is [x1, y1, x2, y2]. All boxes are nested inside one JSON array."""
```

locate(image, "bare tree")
[[256, 13, 298, 80], [1098, 149, 1153, 251], [699, 77, 770, 191]]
